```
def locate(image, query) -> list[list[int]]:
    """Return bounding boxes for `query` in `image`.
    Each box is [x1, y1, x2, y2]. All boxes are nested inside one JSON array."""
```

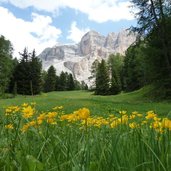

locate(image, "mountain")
[[39, 30, 136, 86]]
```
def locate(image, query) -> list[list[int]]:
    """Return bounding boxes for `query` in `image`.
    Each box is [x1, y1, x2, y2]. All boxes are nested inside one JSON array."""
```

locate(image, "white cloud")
[[2, 0, 134, 23], [67, 21, 89, 43], [0, 7, 61, 57]]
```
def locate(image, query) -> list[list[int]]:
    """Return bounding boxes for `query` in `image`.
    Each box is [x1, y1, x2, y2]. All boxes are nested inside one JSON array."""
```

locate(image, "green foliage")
[[13, 48, 42, 95], [44, 65, 56, 92], [123, 43, 146, 92], [108, 54, 123, 94], [93, 54, 124, 95], [131, 0, 171, 99], [55, 72, 81, 91], [58, 71, 68, 91], [29, 50, 42, 95], [67, 73, 75, 90], [0, 35, 13, 96], [95, 59, 109, 95]]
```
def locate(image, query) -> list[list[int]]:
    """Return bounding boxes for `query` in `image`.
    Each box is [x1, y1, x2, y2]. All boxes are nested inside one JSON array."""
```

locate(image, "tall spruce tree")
[[95, 59, 109, 95], [123, 44, 146, 92], [58, 71, 67, 91], [30, 50, 42, 95], [89, 59, 99, 90], [13, 48, 31, 95], [108, 54, 123, 95], [44, 65, 56, 92], [13, 48, 42, 95], [67, 73, 75, 90], [55, 75, 60, 91]]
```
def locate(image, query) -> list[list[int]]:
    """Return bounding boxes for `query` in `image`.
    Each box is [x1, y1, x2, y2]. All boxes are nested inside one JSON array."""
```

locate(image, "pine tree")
[[95, 59, 109, 95], [44, 65, 56, 92], [55, 75, 60, 91], [29, 50, 42, 95], [12, 48, 42, 95], [67, 73, 75, 90], [13, 48, 31, 95], [108, 54, 123, 95], [123, 44, 146, 92], [58, 71, 67, 91], [89, 59, 99, 90]]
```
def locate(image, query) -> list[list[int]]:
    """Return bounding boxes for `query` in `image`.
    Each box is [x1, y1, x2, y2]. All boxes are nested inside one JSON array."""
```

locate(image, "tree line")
[[0, 40, 87, 97], [92, 0, 171, 99], [1, 0, 171, 99]]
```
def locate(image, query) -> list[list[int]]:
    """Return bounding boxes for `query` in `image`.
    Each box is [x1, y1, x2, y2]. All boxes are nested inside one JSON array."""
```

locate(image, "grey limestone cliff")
[[39, 30, 136, 86]]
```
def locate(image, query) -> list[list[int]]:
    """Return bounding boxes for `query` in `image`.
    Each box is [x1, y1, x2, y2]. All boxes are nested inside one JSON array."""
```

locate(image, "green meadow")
[[1, 89, 171, 117], [1, 90, 171, 171]]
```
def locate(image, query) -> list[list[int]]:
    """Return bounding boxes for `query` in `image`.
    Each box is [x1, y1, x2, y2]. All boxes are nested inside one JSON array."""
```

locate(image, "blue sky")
[[0, 0, 137, 57]]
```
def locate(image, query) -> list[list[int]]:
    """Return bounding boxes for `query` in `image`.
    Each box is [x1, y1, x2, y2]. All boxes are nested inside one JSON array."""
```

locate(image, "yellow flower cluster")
[[5, 105, 20, 116], [60, 108, 90, 122], [37, 113, 46, 125], [22, 105, 35, 118], [161, 118, 171, 130], [21, 111, 58, 132], [21, 120, 37, 132], [3, 103, 171, 134], [52, 106, 63, 110], [79, 110, 171, 133], [46, 112, 58, 124], [5, 124, 14, 129]]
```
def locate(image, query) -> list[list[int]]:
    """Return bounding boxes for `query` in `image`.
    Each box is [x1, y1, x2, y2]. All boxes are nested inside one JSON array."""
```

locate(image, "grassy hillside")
[[0, 89, 171, 117]]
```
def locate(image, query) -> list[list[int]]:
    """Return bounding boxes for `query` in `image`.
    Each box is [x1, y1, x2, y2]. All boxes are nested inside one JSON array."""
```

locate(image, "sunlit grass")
[[0, 90, 171, 117]]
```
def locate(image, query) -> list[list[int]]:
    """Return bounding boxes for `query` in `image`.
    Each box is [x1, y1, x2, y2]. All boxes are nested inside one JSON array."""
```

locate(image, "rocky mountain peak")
[[39, 29, 136, 86], [80, 30, 106, 56]]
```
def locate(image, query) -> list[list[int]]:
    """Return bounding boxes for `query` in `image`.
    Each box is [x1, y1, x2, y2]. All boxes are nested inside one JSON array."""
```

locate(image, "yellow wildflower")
[[21, 121, 37, 133], [37, 113, 46, 125], [22, 106, 34, 118], [129, 122, 139, 129], [154, 117, 161, 122], [47, 112, 57, 118], [5, 124, 14, 129], [21, 124, 30, 133], [145, 111, 157, 119], [132, 111, 138, 115], [119, 110, 127, 115], [22, 103, 29, 107], [110, 119, 120, 128], [162, 118, 171, 130], [141, 120, 148, 125], [28, 120, 36, 127], [47, 118, 57, 124], [52, 106, 63, 110], [46, 112, 57, 124], [5, 108, 12, 115], [130, 114, 136, 119], [137, 113, 143, 117], [77, 108, 90, 120], [151, 121, 161, 129], [121, 115, 128, 124], [5, 106, 20, 116]]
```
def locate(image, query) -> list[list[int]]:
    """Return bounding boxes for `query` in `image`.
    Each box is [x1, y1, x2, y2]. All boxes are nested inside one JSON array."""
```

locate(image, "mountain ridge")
[[39, 30, 136, 86]]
